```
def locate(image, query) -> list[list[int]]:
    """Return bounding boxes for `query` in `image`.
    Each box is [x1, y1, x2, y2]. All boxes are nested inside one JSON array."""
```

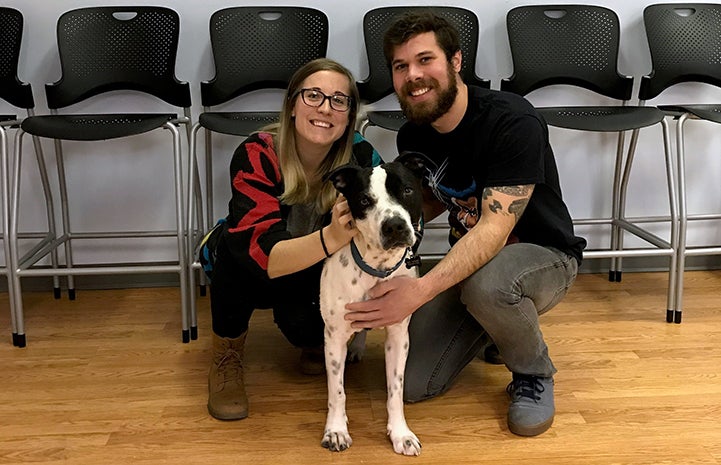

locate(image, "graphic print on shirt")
[[426, 157, 479, 239]]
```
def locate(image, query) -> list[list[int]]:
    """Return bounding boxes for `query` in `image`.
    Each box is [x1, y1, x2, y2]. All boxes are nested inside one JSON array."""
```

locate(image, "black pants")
[[209, 237, 324, 348]]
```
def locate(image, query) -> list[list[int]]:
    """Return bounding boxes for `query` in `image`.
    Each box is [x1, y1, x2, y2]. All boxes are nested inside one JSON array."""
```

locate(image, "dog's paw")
[[321, 429, 353, 452], [389, 430, 421, 456]]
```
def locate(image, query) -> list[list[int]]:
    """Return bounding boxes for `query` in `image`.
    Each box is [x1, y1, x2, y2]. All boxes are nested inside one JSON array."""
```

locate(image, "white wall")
[[1, 0, 720, 270]]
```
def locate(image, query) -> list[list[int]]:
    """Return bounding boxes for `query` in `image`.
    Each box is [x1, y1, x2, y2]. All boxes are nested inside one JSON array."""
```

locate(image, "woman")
[[202, 58, 382, 421]]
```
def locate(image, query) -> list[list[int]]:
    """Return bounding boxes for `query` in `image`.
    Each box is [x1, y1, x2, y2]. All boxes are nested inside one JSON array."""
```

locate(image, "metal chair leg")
[[672, 114, 690, 324]]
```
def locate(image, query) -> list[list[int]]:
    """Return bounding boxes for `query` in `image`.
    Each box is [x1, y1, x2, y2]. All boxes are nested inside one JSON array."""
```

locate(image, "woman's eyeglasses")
[[297, 88, 352, 112]]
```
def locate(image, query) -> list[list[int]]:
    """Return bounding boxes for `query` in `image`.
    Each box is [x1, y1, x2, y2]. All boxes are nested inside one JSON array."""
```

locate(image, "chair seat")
[[0, 115, 17, 125], [538, 106, 666, 132], [198, 111, 279, 137], [366, 110, 407, 132], [658, 104, 721, 124], [21, 113, 178, 141]]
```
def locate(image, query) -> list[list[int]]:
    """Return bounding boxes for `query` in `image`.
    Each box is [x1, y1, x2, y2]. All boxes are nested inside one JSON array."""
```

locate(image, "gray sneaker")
[[506, 374, 555, 436]]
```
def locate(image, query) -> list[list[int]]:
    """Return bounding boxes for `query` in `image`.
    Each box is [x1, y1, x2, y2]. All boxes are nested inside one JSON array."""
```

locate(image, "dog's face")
[[325, 152, 428, 251]]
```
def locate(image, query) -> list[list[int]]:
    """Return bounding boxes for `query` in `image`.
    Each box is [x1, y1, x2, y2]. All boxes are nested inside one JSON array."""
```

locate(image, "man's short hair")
[[382, 12, 461, 68]]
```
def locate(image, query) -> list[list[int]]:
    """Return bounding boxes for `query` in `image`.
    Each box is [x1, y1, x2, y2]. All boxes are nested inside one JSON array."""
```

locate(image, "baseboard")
[[2, 255, 719, 292], [576, 255, 721, 274], [0, 272, 180, 292], [418, 255, 720, 278]]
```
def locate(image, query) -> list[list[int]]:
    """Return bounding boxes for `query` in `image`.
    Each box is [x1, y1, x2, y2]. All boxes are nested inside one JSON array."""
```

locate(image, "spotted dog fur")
[[320, 153, 427, 456]]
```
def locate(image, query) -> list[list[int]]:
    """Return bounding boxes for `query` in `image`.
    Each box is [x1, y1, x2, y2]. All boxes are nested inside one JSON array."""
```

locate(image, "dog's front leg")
[[385, 319, 421, 456], [321, 326, 352, 452]]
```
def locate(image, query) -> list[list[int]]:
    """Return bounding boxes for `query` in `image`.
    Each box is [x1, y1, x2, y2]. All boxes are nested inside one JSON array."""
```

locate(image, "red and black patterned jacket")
[[220, 131, 381, 281]]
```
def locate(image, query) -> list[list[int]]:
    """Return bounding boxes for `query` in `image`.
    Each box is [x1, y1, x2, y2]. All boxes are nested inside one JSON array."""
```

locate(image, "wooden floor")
[[1, 270, 720, 464]]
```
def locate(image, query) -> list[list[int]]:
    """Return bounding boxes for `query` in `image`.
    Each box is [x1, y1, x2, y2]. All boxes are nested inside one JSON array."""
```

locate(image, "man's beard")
[[398, 65, 458, 126]]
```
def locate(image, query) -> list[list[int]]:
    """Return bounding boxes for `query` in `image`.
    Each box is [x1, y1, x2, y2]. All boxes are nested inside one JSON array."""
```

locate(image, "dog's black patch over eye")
[[382, 162, 423, 226]]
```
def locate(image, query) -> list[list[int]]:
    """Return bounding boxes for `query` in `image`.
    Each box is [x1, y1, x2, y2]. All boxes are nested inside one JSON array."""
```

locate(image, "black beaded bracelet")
[[319, 227, 331, 258]]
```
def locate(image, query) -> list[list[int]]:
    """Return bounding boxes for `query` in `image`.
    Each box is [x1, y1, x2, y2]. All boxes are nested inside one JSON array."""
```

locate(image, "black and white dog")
[[319, 153, 427, 456]]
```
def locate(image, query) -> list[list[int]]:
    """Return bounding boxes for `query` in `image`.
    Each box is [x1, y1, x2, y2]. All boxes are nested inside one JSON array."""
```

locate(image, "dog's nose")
[[381, 216, 412, 249]]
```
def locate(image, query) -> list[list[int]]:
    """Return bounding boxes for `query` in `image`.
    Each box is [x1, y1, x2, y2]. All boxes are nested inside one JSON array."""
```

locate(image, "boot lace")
[[507, 375, 544, 402], [217, 349, 243, 385]]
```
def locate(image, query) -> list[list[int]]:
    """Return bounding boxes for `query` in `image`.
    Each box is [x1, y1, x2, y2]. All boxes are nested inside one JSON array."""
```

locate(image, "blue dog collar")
[[350, 239, 415, 278]]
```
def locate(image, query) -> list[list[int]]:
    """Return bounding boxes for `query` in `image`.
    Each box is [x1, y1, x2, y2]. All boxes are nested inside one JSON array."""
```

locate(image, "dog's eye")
[[360, 197, 370, 206], [404, 187, 414, 195]]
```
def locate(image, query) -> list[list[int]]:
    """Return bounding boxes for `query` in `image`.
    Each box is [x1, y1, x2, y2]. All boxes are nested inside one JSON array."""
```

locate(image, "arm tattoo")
[[494, 185, 532, 196], [508, 198, 530, 222], [483, 185, 532, 222]]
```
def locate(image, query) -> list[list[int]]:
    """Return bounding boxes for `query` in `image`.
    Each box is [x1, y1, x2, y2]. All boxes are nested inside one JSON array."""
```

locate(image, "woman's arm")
[[264, 132, 383, 278], [267, 195, 356, 278], [223, 134, 290, 277]]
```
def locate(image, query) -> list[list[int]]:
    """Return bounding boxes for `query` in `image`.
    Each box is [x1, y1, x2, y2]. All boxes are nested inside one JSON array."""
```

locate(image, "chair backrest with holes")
[[502, 4, 632, 100], [201, 7, 328, 107], [0, 7, 34, 109], [640, 3, 721, 100], [46, 6, 190, 109]]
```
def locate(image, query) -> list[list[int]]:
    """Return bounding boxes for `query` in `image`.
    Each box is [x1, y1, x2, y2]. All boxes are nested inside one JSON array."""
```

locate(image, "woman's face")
[[292, 70, 352, 156]]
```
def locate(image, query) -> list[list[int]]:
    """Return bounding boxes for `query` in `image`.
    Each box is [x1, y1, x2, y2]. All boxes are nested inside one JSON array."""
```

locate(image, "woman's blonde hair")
[[265, 58, 360, 213]]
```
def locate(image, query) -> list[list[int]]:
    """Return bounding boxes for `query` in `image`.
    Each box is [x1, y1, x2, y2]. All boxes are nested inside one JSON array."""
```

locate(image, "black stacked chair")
[[8, 6, 193, 346], [358, 6, 490, 135], [501, 4, 679, 322], [0, 7, 61, 347], [186, 7, 329, 336], [642, 3, 721, 323]]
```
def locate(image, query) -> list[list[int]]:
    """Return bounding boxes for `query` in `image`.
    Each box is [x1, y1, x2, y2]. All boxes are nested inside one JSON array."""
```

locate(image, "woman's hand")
[[324, 195, 357, 251]]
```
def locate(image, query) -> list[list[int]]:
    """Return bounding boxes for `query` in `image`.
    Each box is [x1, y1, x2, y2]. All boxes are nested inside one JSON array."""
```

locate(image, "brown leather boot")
[[207, 332, 248, 420]]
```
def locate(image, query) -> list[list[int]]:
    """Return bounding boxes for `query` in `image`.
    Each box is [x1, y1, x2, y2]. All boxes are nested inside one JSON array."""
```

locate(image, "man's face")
[[390, 31, 461, 125]]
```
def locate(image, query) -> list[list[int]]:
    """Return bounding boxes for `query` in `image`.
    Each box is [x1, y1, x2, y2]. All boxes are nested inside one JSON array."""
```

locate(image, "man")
[[345, 12, 586, 437]]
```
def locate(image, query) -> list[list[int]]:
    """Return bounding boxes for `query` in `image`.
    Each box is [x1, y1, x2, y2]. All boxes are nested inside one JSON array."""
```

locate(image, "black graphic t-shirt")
[[397, 85, 586, 263]]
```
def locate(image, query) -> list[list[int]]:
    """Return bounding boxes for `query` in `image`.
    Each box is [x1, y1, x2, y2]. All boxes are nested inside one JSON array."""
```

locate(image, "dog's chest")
[[320, 245, 417, 316]]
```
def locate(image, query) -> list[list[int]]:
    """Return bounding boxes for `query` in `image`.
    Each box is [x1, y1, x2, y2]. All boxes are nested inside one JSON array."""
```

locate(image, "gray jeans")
[[404, 243, 578, 402]]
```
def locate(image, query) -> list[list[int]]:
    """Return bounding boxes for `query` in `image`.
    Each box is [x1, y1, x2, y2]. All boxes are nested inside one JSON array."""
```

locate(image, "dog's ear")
[[323, 164, 361, 195], [394, 151, 435, 179]]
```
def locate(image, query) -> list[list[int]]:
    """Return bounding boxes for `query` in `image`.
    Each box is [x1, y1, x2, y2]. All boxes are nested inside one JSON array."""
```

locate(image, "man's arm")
[[345, 184, 534, 329], [419, 185, 533, 296]]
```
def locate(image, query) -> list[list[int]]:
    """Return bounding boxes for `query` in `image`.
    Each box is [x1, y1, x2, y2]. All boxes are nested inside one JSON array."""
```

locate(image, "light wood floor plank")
[[1, 270, 720, 464]]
